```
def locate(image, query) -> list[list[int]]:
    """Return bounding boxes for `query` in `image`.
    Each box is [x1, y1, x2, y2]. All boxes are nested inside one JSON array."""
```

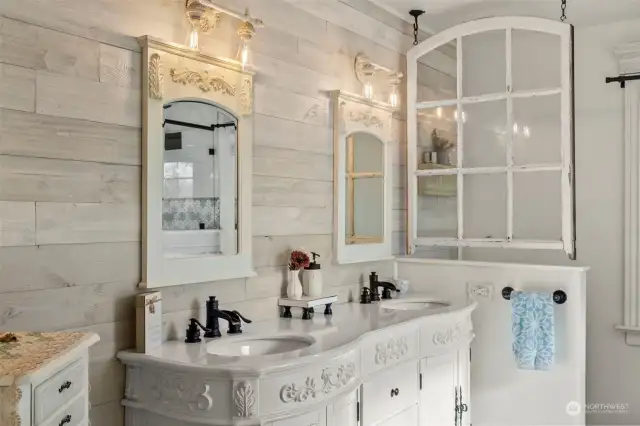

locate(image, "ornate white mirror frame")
[[139, 36, 255, 288], [332, 90, 394, 264]]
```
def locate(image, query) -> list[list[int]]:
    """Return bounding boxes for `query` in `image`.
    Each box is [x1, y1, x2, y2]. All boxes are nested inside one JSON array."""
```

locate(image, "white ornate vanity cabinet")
[[0, 332, 99, 426], [119, 302, 474, 426]]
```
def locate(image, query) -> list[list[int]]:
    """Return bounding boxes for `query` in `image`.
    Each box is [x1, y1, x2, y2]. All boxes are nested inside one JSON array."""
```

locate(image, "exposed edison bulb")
[[389, 85, 399, 108], [188, 24, 199, 50], [454, 109, 467, 123], [237, 38, 252, 70], [523, 125, 531, 138], [363, 82, 374, 100]]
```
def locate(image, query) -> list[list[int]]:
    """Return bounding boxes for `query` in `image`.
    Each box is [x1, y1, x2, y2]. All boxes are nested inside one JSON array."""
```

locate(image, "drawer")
[[270, 408, 326, 426], [41, 394, 86, 426], [361, 361, 419, 426], [34, 358, 86, 424]]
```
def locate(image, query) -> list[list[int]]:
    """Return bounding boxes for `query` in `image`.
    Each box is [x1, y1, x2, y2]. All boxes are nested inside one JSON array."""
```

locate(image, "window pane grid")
[[506, 27, 514, 241], [409, 20, 573, 256], [456, 36, 464, 250], [415, 87, 562, 110], [416, 164, 563, 176]]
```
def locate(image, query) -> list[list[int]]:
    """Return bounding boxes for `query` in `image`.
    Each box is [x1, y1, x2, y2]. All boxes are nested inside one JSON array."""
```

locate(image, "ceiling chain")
[[560, 0, 567, 21], [409, 10, 425, 46]]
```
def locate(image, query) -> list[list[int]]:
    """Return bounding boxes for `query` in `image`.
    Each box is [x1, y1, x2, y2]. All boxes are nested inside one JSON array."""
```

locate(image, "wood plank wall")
[[0, 1, 454, 425]]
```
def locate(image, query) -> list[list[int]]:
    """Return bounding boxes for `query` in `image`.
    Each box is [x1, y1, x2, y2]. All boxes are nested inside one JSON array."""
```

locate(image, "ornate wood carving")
[[148, 54, 163, 100], [375, 336, 408, 365], [147, 370, 213, 413], [280, 363, 356, 403], [234, 381, 256, 418], [349, 110, 383, 128], [170, 68, 236, 96], [433, 324, 462, 346], [239, 77, 253, 115]]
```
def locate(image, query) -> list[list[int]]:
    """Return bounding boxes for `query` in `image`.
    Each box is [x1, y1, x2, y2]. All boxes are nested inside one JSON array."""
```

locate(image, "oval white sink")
[[379, 299, 449, 311], [207, 335, 315, 357]]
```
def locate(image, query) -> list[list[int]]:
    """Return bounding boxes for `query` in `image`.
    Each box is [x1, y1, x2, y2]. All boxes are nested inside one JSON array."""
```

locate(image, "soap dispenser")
[[302, 252, 323, 297]]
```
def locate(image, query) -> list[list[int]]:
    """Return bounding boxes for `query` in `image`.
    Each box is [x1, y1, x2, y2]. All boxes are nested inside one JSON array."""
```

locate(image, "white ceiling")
[[370, 0, 640, 32]]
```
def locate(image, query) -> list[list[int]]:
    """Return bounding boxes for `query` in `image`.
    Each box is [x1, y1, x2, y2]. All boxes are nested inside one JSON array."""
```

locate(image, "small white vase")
[[287, 270, 303, 300]]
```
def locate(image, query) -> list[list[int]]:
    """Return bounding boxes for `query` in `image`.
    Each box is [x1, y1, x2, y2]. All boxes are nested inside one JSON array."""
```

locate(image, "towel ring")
[[501, 287, 567, 305]]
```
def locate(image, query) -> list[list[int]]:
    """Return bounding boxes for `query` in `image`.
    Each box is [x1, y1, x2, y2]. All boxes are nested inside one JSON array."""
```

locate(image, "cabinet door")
[[457, 348, 471, 426], [378, 405, 418, 426], [419, 352, 457, 426], [327, 390, 358, 426]]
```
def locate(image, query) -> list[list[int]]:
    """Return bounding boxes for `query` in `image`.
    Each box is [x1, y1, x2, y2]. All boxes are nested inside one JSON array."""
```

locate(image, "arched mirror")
[[333, 91, 393, 264], [162, 100, 238, 258], [140, 36, 254, 288], [345, 132, 384, 245]]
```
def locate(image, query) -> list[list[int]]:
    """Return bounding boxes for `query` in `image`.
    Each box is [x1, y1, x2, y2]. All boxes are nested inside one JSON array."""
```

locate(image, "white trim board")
[[617, 41, 640, 346]]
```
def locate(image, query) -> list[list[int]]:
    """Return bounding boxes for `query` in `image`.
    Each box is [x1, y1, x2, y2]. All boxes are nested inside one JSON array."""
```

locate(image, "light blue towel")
[[511, 291, 555, 370]]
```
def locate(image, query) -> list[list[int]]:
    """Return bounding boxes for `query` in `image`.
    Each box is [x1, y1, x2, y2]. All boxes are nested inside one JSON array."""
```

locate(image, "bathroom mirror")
[[139, 36, 255, 288], [333, 91, 394, 264], [345, 132, 384, 244], [163, 100, 237, 257]]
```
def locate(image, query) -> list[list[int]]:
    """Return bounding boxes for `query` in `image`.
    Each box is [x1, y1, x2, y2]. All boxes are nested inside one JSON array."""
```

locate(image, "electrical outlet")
[[468, 282, 494, 300]]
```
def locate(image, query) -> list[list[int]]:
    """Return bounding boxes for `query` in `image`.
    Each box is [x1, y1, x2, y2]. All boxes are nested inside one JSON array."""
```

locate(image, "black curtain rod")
[[606, 74, 640, 88], [163, 118, 237, 131]]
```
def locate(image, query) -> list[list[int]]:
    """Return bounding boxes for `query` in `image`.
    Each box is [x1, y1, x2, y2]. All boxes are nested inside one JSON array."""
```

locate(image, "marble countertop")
[[119, 294, 476, 373], [0, 332, 99, 386]]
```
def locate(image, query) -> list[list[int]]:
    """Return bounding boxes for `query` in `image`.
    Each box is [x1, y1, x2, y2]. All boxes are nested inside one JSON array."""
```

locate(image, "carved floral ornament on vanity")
[[280, 363, 357, 404], [375, 336, 409, 365]]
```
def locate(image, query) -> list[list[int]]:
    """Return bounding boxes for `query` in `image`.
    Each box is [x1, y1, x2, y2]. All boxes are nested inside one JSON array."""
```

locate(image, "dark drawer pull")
[[390, 388, 399, 397], [59, 414, 72, 426], [58, 381, 72, 393]]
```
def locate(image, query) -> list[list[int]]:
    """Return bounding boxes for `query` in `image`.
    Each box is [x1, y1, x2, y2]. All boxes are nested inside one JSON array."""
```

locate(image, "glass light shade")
[[237, 38, 252, 70], [389, 84, 399, 108], [188, 24, 199, 50], [363, 82, 374, 100]]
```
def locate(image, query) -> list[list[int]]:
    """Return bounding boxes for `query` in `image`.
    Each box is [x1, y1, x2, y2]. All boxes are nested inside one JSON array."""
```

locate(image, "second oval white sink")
[[379, 298, 449, 311], [207, 335, 315, 357]]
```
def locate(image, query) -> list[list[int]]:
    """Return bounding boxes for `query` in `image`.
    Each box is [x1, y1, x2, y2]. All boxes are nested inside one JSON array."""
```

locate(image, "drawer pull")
[[58, 381, 73, 393], [59, 415, 72, 426], [390, 388, 399, 397]]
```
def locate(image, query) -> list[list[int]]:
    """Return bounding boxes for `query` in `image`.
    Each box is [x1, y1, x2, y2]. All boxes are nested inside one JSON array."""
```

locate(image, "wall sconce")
[[354, 53, 403, 108], [184, 0, 262, 70]]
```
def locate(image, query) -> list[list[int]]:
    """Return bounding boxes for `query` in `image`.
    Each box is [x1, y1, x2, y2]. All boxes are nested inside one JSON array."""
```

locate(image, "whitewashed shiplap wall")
[[0, 1, 453, 425]]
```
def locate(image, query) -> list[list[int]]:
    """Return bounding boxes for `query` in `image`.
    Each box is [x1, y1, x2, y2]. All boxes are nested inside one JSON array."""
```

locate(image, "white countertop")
[[119, 294, 476, 374]]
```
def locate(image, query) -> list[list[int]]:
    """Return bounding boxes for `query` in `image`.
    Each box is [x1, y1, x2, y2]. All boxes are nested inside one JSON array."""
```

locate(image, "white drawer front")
[[377, 404, 418, 426], [40, 394, 86, 426], [361, 326, 418, 376], [34, 358, 86, 424], [361, 361, 419, 426], [270, 408, 326, 426]]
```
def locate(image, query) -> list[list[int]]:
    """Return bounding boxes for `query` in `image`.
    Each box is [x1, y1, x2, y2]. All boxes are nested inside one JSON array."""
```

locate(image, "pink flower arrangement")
[[288, 250, 310, 271]]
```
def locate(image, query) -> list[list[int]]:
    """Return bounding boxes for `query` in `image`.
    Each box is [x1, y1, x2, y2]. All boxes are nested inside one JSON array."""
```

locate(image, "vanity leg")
[[302, 308, 312, 320], [282, 306, 292, 318], [324, 303, 333, 316]]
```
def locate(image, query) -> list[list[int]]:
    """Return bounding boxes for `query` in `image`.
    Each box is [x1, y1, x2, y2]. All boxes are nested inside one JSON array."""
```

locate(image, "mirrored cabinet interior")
[[332, 90, 394, 264], [139, 36, 255, 288]]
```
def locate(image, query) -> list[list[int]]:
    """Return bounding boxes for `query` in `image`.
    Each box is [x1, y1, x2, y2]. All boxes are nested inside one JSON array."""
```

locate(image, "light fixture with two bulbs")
[[185, 0, 262, 70], [354, 53, 403, 108]]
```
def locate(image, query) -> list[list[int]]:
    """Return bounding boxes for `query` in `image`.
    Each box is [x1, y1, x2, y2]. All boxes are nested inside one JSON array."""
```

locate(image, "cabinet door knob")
[[58, 381, 72, 393], [59, 415, 72, 426], [390, 388, 399, 397]]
